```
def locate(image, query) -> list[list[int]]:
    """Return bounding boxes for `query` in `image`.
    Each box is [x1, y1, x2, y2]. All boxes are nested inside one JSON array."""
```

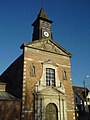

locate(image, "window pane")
[[46, 68, 55, 86]]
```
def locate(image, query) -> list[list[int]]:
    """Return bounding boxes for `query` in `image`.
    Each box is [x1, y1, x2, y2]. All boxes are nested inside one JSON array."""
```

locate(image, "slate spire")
[[32, 8, 53, 41], [38, 8, 49, 20]]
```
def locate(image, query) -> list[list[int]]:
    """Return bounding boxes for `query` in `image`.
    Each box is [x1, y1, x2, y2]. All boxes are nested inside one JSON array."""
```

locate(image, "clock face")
[[43, 31, 49, 37]]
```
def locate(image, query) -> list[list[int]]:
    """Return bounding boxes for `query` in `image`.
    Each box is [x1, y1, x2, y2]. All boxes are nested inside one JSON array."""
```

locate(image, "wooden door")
[[45, 103, 58, 120]]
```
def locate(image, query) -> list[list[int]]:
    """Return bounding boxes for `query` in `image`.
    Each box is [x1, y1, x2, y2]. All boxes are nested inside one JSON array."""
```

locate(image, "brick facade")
[[20, 40, 75, 120]]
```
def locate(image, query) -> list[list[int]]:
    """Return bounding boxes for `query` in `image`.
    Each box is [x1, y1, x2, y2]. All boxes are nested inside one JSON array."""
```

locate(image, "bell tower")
[[32, 8, 53, 41]]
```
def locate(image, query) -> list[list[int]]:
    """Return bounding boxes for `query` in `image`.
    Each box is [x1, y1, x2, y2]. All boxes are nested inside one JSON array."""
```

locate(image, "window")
[[46, 68, 55, 86]]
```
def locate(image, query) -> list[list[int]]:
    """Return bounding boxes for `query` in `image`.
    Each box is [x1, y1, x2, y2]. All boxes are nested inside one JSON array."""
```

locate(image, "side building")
[[0, 80, 21, 119], [1, 8, 75, 120], [73, 86, 90, 119]]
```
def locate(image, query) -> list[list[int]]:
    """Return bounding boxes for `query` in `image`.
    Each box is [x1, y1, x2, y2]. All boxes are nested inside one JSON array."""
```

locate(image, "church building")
[[1, 8, 75, 120]]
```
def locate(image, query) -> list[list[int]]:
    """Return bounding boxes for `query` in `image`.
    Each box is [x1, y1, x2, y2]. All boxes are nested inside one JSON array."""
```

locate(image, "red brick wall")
[[21, 47, 75, 120]]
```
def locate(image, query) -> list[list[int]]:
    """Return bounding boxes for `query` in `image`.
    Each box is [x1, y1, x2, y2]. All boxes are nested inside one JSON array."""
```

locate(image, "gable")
[[21, 39, 72, 57], [38, 86, 64, 95]]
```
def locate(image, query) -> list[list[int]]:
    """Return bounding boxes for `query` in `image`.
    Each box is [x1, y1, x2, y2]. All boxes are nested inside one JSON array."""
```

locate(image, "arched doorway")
[[45, 103, 58, 120]]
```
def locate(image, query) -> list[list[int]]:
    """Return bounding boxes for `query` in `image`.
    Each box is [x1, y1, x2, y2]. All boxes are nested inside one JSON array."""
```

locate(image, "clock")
[[43, 31, 49, 37]]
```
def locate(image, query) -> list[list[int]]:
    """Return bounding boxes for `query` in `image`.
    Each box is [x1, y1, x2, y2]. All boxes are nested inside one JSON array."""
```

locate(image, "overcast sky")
[[0, 0, 90, 88]]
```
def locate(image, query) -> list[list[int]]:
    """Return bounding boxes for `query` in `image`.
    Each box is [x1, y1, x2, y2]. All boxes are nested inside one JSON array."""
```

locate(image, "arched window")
[[46, 68, 55, 86], [45, 103, 58, 120]]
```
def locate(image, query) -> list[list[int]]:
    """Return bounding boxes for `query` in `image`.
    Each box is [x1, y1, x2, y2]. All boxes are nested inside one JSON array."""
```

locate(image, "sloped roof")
[[32, 8, 53, 26], [73, 86, 89, 101], [0, 82, 19, 101], [0, 91, 17, 100], [38, 8, 53, 23], [38, 8, 49, 20]]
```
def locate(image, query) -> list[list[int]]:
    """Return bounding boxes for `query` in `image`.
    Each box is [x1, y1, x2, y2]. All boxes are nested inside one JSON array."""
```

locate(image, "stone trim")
[[67, 110, 75, 111], [34, 92, 67, 120], [24, 57, 70, 68], [21, 60, 27, 119]]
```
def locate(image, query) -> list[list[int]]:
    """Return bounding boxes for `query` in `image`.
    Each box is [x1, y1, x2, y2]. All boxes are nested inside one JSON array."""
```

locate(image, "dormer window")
[[46, 68, 55, 87]]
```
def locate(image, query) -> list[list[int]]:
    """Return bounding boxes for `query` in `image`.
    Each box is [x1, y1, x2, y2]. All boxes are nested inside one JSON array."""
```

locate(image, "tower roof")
[[38, 8, 53, 23], [32, 8, 53, 26], [38, 8, 49, 20]]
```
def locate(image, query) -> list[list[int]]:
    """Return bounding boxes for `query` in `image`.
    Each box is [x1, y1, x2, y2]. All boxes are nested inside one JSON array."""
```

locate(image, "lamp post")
[[83, 75, 90, 113]]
